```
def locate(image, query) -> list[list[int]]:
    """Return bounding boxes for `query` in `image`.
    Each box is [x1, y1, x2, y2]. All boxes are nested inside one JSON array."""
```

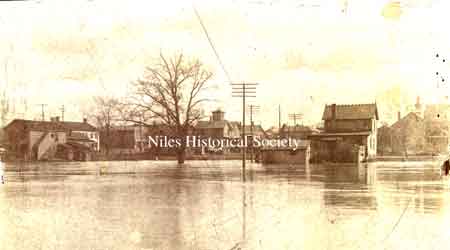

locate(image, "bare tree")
[[0, 91, 9, 128], [124, 53, 213, 164], [90, 96, 122, 156]]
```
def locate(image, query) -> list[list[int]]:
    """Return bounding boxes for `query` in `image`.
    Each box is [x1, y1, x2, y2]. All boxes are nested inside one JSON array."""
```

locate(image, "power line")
[[288, 113, 303, 125], [192, 4, 232, 83], [232, 82, 259, 182], [60, 105, 65, 121]]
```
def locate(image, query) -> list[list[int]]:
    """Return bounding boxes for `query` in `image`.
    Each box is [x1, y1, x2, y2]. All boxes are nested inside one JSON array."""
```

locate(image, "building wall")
[[73, 131, 99, 151], [322, 118, 377, 159], [29, 131, 67, 160], [261, 147, 310, 164], [29, 131, 66, 151], [325, 119, 372, 132], [310, 136, 368, 162], [4, 125, 28, 157]]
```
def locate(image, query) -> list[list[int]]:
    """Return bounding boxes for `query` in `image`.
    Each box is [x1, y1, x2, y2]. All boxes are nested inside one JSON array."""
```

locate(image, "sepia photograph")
[[1, 0, 450, 249]]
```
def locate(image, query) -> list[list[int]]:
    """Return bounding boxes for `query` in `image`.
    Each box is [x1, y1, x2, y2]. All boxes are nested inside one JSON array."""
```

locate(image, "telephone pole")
[[36, 104, 48, 121], [288, 113, 303, 138], [232, 82, 258, 182], [60, 105, 65, 121], [247, 104, 260, 162], [278, 105, 281, 130], [288, 113, 303, 125]]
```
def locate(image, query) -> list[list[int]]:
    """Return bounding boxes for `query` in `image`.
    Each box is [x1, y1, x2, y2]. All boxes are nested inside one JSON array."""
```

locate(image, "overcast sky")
[[1, 0, 449, 127]]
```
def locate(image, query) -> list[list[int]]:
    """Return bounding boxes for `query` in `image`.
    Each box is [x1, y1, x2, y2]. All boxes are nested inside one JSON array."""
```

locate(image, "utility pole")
[[247, 104, 260, 163], [278, 105, 281, 130], [288, 113, 303, 138], [232, 82, 258, 182], [288, 113, 303, 125], [60, 105, 65, 121], [36, 104, 48, 121]]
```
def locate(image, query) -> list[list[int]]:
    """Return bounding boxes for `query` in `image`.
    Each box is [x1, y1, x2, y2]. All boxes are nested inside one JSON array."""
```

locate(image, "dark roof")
[[308, 131, 372, 137], [281, 124, 318, 133], [195, 120, 232, 129], [4, 119, 97, 132], [322, 104, 379, 120], [391, 112, 423, 129], [61, 121, 97, 131]]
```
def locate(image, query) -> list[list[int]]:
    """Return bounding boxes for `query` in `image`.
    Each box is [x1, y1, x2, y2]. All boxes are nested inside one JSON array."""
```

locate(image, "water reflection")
[[1, 160, 450, 249]]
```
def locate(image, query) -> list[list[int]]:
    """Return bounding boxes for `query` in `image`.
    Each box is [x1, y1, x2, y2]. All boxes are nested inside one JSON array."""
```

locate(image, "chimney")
[[83, 118, 87, 123], [55, 116, 60, 122], [331, 104, 337, 120], [397, 111, 401, 121]]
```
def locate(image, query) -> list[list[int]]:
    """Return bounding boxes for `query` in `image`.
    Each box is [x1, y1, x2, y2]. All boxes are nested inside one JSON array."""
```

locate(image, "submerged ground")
[[1, 160, 448, 250]]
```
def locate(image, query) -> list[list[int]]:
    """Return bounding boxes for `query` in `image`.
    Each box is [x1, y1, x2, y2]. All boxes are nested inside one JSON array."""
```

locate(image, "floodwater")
[[0, 160, 449, 250]]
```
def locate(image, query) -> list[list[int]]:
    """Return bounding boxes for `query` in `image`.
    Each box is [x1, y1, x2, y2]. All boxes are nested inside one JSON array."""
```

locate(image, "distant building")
[[242, 124, 266, 138], [100, 125, 147, 155], [3, 117, 99, 161], [279, 124, 318, 139], [264, 126, 279, 138], [424, 104, 450, 153], [194, 110, 240, 139], [309, 103, 379, 162], [193, 109, 241, 154], [389, 112, 426, 155]]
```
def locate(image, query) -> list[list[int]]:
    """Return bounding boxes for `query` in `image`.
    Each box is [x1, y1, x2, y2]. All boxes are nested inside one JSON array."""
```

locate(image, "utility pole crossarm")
[[36, 104, 48, 121], [231, 82, 259, 182]]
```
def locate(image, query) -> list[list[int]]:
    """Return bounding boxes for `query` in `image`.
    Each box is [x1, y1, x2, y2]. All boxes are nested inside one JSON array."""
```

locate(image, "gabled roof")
[[4, 119, 97, 132], [61, 121, 97, 131], [322, 104, 379, 120], [391, 112, 423, 129], [195, 120, 232, 129]]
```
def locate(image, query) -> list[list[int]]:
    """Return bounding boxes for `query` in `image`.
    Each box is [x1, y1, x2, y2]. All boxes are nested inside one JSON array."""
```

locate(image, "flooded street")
[[1, 160, 449, 250]]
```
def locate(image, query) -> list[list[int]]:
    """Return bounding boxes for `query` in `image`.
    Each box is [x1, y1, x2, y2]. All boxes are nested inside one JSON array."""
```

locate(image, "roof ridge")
[[327, 103, 376, 107]]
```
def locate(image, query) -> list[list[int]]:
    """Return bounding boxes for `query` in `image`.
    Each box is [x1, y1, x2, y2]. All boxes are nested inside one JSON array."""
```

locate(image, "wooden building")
[[309, 103, 379, 162], [3, 117, 98, 161]]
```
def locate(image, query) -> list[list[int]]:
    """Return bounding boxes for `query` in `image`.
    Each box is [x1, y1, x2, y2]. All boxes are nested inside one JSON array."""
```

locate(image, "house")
[[308, 103, 379, 162], [3, 117, 99, 161], [193, 109, 241, 154], [194, 110, 241, 139], [279, 124, 318, 139], [389, 112, 426, 155]]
